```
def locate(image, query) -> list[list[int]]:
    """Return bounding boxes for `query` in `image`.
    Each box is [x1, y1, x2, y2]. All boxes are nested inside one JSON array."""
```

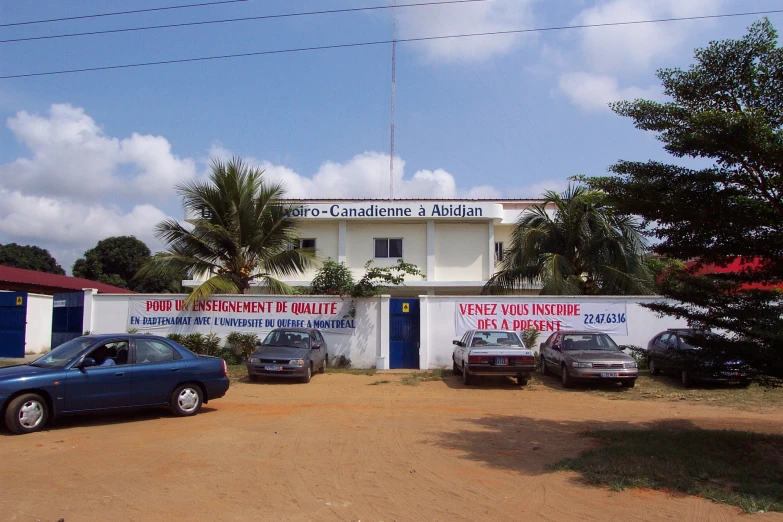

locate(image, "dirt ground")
[[2, 372, 783, 522]]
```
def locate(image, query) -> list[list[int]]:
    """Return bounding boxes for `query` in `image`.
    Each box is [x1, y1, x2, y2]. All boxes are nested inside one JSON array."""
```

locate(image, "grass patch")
[[579, 371, 783, 411], [551, 428, 783, 513], [400, 369, 446, 386], [326, 368, 377, 376], [226, 364, 248, 382], [369, 379, 391, 386]]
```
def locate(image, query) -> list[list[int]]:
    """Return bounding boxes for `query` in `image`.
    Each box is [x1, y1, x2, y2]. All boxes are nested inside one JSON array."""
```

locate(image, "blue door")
[[389, 299, 420, 369], [65, 365, 132, 411], [0, 292, 27, 358], [51, 292, 84, 349]]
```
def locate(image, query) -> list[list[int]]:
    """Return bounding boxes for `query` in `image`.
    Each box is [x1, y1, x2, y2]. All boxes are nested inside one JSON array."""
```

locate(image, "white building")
[[185, 198, 551, 296]]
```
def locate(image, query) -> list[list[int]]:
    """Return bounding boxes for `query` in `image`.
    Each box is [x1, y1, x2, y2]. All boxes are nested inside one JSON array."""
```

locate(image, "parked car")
[[646, 329, 753, 387], [0, 334, 229, 435], [539, 331, 638, 388], [452, 330, 536, 386], [247, 328, 328, 383]]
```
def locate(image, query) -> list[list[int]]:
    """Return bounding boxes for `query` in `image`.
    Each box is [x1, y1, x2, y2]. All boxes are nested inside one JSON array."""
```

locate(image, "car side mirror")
[[552, 344, 561, 352], [312, 344, 320, 350], [618, 345, 628, 351], [453, 340, 460, 346], [81, 357, 97, 369], [256, 340, 263, 347]]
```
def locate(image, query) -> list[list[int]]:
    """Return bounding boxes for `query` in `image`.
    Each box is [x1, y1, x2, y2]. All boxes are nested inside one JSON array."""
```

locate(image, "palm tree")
[[139, 157, 316, 303], [483, 185, 654, 295]]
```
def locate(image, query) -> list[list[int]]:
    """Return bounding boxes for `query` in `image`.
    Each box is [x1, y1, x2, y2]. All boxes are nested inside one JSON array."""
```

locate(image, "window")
[[374, 238, 403, 258], [494, 242, 504, 263], [291, 238, 316, 250], [87, 340, 129, 367], [135, 339, 178, 364]]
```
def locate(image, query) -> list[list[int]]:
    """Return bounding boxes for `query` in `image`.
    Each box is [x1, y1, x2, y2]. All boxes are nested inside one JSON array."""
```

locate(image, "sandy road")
[[1, 373, 782, 521]]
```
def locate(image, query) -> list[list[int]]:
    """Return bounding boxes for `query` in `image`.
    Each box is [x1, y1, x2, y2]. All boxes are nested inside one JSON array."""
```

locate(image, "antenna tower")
[[389, 0, 397, 200]]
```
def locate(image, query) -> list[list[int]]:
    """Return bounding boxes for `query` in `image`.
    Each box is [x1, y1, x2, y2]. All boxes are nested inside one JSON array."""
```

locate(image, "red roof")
[[686, 258, 781, 290], [0, 265, 134, 295]]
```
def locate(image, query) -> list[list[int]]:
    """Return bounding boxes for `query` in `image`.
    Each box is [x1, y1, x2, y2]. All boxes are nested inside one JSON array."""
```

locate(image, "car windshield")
[[678, 335, 700, 350], [470, 331, 524, 347], [262, 330, 310, 349], [30, 337, 94, 368], [561, 333, 619, 351]]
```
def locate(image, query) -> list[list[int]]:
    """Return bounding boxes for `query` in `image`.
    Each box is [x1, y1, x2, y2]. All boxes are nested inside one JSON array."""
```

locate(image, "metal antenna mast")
[[389, 0, 397, 200]]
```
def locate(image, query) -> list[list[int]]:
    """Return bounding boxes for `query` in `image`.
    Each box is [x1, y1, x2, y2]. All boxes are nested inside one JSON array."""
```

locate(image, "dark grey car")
[[247, 328, 328, 383], [540, 331, 638, 388]]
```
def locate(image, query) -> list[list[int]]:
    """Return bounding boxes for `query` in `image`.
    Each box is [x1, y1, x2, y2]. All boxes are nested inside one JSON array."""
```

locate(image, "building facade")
[[184, 198, 549, 296]]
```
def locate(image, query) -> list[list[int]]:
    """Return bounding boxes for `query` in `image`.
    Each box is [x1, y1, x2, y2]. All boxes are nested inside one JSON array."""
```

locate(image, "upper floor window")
[[494, 242, 504, 263], [291, 238, 316, 250], [374, 238, 403, 258]]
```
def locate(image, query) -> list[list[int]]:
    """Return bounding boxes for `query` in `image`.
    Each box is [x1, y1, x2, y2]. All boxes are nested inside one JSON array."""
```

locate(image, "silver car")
[[539, 331, 638, 388]]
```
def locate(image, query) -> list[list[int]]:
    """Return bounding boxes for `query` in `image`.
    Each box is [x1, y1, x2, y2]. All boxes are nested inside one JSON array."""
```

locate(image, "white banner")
[[455, 300, 628, 337], [127, 296, 356, 335]]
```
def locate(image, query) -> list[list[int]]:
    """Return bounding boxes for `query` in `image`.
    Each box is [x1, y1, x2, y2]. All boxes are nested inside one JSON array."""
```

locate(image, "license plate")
[[264, 365, 282, 371], [599, 372, 618, 378], [495, 357, 507, 366]]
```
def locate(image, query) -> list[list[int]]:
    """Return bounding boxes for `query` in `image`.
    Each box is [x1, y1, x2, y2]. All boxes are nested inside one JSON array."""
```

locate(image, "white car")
[[452, 330, 536, 386]]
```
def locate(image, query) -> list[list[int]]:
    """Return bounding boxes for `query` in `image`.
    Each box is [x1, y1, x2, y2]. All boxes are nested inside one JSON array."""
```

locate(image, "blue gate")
[[0, 292, 27, 358], [51, 292, 85, 349], [389, 299, 420, 369]]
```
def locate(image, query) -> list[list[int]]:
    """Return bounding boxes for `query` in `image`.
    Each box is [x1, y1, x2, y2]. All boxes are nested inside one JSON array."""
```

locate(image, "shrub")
[[216, 348, 243, 365], [331, 354, 351, 369], [624, 345, 648, 370], [226, 332, 258, 359], [182, 333, 206, 354], [203, 333, 221, 356], [167, 333, 185, 345], [521, 328, 541, 349]]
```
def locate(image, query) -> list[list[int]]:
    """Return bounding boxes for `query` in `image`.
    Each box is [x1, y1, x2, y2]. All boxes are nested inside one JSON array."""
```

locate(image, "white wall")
[[87, 293, 385, 369], [25, 293, 53, 354], [291, 221, 340, 282], [419, 295, 688, 369], [345, 222, 427, 280], [434, 223, 488, 280]]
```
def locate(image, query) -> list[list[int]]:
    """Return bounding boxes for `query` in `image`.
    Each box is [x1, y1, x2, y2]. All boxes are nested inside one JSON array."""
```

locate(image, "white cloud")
[[398, 0, 534, 62], [572, 0, 725, 72], [1, 104, 196, 203], [0, 188, 170, 271], [558, 72, 660, 111]]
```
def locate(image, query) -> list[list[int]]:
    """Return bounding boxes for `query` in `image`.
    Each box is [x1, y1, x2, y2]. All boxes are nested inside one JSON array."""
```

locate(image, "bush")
[[226, 332, 258, 359], [167, 333, 185, 345], [625, 345, 648, 370], [216, 348, 243, 365], [203, 333, 221, 356], [331, 354, 351, 369]]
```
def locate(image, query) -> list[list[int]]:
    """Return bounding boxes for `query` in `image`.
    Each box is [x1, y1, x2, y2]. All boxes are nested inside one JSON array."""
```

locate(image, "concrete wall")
[[83, 293, 687, 370], [418, 295, 688, 369], [86, 293, 386, 369], [434, 223, 488, 280], [293, 221, 340, 282], [25, 293, 53, 354], [345, 222, 427, 280]]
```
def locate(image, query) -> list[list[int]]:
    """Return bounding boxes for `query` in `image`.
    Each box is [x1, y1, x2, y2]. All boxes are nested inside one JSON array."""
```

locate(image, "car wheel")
[[319, 356, 327, 374], [648, 358, 660, 376], [5, 393, 48, 435], [622, 379, 636, 388], [681, 371, 693, 388], [540, 357, 548, 376], [462, 363, 472, 386], [302, 364, 312, 384], [453, 358, 461, 375], [170, 384, 203, 417], [517, 374, 529, 386], [561, 366, 573, 389]]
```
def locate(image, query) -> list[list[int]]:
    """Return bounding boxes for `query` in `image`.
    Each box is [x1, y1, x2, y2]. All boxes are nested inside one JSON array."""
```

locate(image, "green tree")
[[73, 236, 182, 292], [140, 157, 316, 303], [483, 185, 654, 295], [584, 19, 783, 380], [310, 258, 355, 296], [0, 243, 65, 274]]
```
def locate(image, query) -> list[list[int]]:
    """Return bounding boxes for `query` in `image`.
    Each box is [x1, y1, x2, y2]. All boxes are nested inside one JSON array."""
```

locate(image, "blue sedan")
[[0, 334, 230, 435]]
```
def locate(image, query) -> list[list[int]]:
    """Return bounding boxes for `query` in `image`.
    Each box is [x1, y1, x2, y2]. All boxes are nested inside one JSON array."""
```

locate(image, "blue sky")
[[1, 0, 781, 272]]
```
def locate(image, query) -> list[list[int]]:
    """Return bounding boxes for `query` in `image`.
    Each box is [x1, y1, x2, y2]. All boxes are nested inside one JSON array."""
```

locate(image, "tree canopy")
[[140, 157, 316, 303], [585, 19, 783, 381], [73, 236, 182, 292], [483, 185, 654, 296], [0, 243, 65, 275]]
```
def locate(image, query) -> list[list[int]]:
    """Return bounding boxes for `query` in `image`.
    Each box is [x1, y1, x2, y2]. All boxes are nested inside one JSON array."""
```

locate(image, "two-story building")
[[185, 198, 548, 296]]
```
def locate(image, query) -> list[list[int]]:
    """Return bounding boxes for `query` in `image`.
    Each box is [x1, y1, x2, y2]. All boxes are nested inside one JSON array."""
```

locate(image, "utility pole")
[[389, 0, 397, 200]]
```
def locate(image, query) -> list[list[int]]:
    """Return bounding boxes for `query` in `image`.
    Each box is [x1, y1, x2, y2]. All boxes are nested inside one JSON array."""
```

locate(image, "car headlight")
[[248, 357, 260, 364], [624, 361, 638, 369], [289, 359, 305, 366], [571, 361, 592, 368]]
